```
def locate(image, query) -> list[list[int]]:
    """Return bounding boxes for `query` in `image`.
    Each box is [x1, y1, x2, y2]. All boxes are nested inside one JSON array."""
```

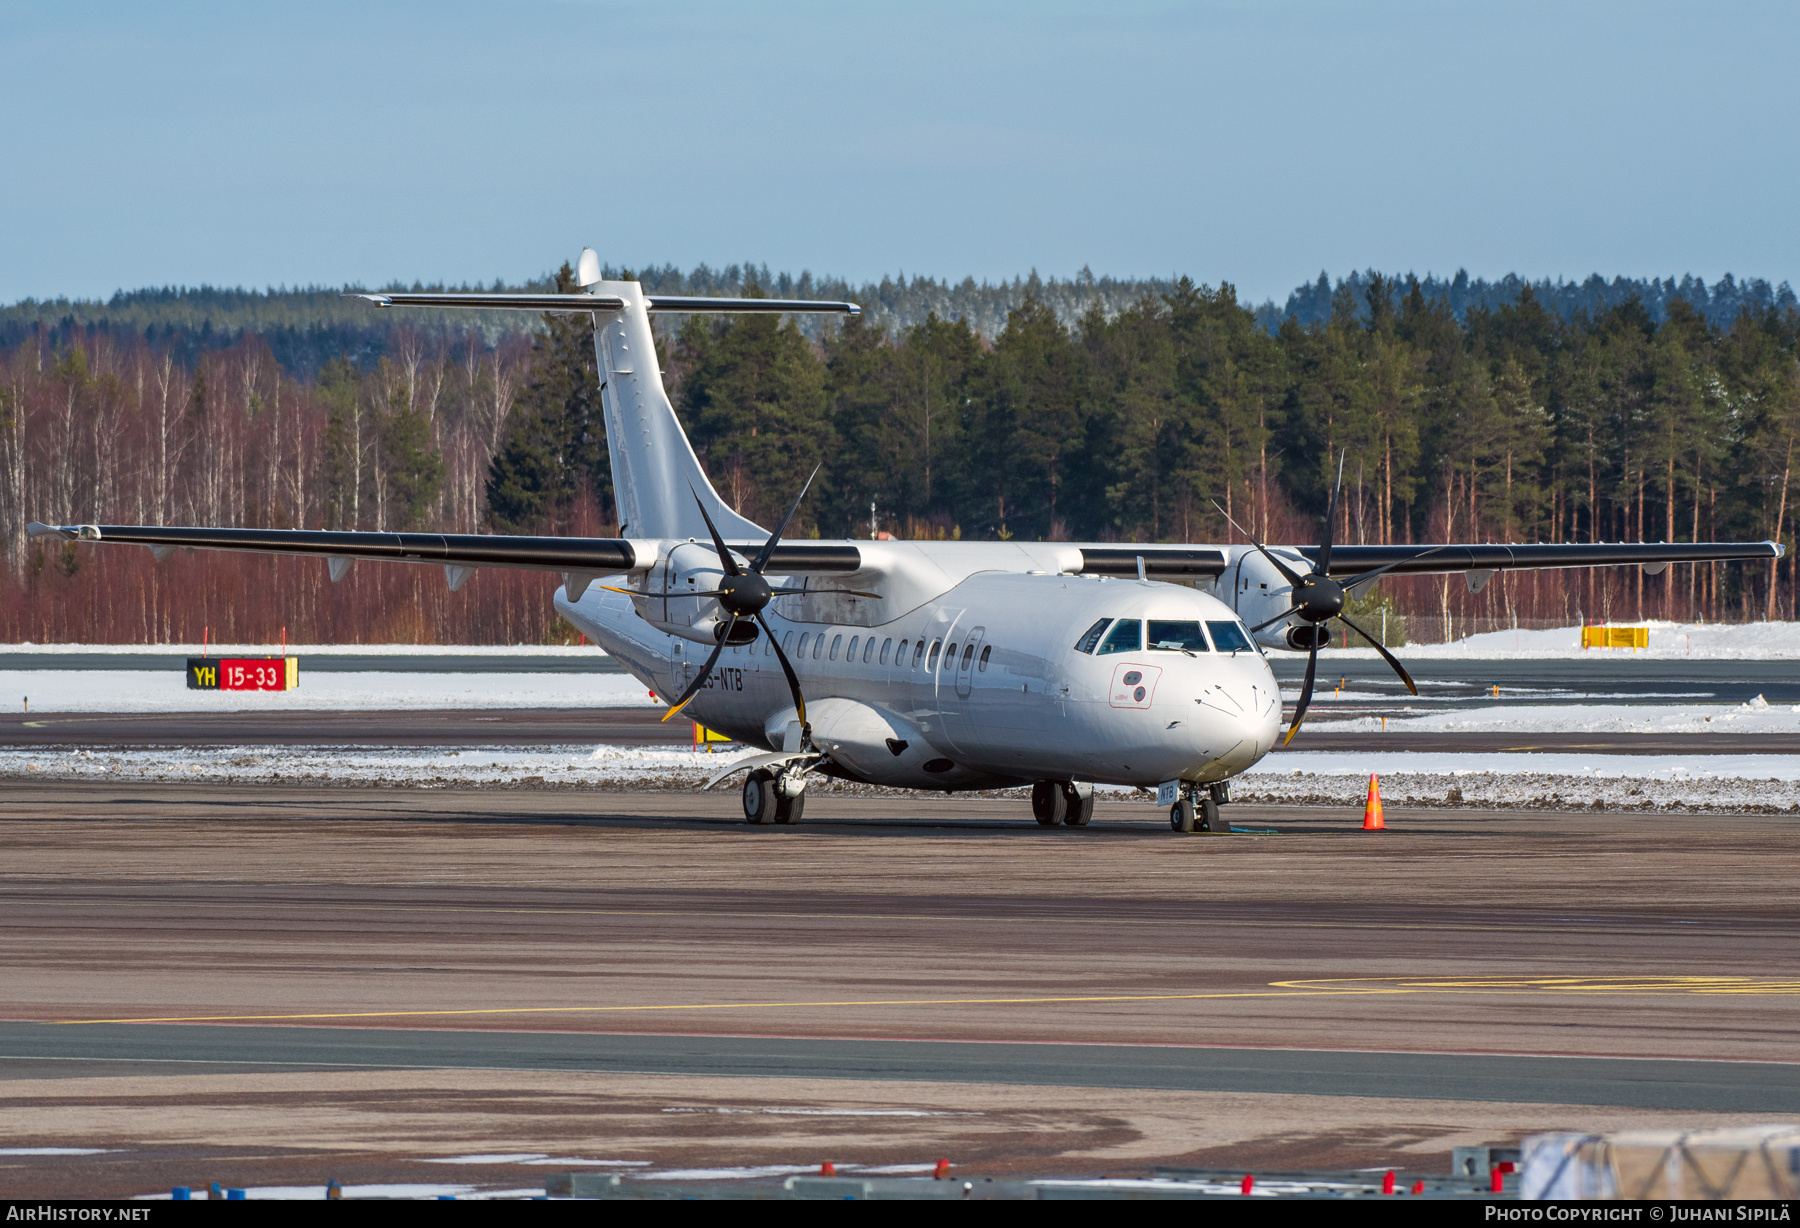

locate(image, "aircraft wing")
[[1051, 540, 1782, 581], [23, 522, 864, 590], [1290, 540, 1782, 577]]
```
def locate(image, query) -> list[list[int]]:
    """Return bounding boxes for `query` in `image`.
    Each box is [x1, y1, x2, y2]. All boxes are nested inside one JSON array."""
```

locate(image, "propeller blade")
[[1210, 499, 1304, 588], [806, 588, 883, 599], [751, 464, 819, 575], [594, 584, 643, 597], [660, 616, 735, 722], [690, 487, 742, 577], [1318, 450, 1345, 575], [754, 610, 808, 734], [1336, 612, 1419, 697], [1282, 642, 1321, 747], [1248, 604, 1303, 634]]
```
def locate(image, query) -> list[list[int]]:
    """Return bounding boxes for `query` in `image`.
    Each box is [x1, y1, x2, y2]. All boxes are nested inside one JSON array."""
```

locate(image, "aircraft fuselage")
[[557, 569, 1282, 792]]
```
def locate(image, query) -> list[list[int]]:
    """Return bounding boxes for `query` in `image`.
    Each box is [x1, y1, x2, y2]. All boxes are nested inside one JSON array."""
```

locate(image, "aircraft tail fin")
[[347, 248, 859, 543]]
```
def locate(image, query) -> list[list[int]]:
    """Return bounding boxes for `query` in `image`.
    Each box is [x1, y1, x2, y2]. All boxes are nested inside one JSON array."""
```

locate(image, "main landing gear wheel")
[[743, 769, 778, 824], [1060, 781, 1094, 827], [1170, 799, 1197, 833], [1199, 796, 1227, 833], [774, 787, 805, 825], [1031, 781, 1068, 826]]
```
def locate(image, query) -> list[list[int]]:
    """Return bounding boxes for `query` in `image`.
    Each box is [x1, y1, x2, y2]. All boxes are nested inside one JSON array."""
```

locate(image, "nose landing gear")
[[1032, 780, 1095, 828], [1170, 782, 1232, 834]]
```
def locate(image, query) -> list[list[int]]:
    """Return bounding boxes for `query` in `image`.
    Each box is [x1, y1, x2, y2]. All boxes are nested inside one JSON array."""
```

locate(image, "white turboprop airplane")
[[30, 249, 1783, 833]]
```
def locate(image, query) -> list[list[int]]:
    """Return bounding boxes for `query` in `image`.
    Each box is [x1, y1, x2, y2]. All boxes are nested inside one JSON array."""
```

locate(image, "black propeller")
[[1217, 453, 1433, 746], [647, 471, 875, 747]]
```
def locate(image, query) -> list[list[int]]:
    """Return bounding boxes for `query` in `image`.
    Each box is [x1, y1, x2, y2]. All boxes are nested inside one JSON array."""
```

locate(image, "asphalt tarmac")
[[4, 1025, 1792, 1112], [1269, 655, 1800, 705], [1, 786, 1794, 1192]]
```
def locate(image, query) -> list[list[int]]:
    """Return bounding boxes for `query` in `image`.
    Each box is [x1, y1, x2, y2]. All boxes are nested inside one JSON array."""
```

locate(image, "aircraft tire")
[[1199, 797, 1227, 833], [1061, 781, 1094, 827], [1031, 781, 1067, 826], [774, 790, 805, 825], [1169, 800, 1197, 833], [743, 769, 778, 824]]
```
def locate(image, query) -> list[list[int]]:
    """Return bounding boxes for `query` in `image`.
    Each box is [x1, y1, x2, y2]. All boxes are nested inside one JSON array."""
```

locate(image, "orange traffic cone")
[[1362, 774, 1386, 830]]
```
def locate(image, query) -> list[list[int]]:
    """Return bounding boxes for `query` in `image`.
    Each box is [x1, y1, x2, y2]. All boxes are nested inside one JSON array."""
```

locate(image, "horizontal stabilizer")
[[346, 292, 860, 315], [644, 296, 860, 315], [348, 292, 626, 312]]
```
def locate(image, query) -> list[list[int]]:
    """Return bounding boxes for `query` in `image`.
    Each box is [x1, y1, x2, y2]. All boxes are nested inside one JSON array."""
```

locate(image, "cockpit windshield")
[[1207, 620, 1254, 653], [1096, 619, 1142, 655], [1146, 620, 1209, 652]]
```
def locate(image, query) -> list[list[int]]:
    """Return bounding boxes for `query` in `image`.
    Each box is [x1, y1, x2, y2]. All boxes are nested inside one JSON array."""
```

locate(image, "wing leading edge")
[[24, 523, 864, 584], [1290, 541, 1782, 576]]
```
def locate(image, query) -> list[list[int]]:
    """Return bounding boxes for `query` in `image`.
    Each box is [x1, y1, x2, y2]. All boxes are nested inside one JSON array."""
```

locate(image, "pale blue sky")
[[3, 1, 1795, 303]]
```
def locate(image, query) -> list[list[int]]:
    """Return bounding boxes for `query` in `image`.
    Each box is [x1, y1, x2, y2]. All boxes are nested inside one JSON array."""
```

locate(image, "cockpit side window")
[[1073, 618, 1110, 654], [1096, 619, 1142, 655], [1207, 620, 1255, 653]]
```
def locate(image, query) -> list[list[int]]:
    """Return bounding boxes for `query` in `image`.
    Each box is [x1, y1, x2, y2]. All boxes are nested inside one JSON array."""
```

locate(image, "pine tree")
[[485, 263, 607, 532]]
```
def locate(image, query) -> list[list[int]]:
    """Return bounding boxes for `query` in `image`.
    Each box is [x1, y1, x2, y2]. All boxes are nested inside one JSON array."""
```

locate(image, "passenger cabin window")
[[1147, 620, 1209, 652], [1097, 619, 1142, 655], [944, 642, 958, 669], [912, 640, 926, 667], [813, 634, 825, 660], [960, 644, 975, 670], [797, 632, 810, 657], [830, 634, 843, 661], [1073, 618, 1110, 654], [978, 645, 991, 671], [927, 640, 942, 670], [878, 638, 891, 664], [1207, 620, 1255, 653], [847, 635, 859, 661]]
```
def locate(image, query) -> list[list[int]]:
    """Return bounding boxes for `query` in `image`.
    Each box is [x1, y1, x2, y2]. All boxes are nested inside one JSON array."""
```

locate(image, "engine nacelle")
[[1216, 546, 1312, 650], [1284, 625, 1334, 651], [634, 540, 759, 647]]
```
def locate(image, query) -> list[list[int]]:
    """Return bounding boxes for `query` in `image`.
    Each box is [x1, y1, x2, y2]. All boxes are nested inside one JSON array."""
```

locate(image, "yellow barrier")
[[1581, 625, 1648, 649], [691, 722, 732, 752]]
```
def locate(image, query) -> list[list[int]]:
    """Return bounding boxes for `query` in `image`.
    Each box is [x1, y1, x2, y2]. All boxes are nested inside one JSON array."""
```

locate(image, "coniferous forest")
[[3, 264, 1798, 644]]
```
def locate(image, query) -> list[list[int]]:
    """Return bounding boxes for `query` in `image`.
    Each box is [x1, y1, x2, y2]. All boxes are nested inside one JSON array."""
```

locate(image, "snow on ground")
[[2, 670, 655, 712], [1316, 695, 1800, 734], [1237, 751, 1800, 813], [1323, 618, 1800, 660], [0, 643, 607, 657], [6, 743, 1797, 813]]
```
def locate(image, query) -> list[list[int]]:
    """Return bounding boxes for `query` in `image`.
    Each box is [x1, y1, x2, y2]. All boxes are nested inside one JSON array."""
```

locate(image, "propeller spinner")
[[1221, 453, 1434, 745], [595, 470, 877, 746]]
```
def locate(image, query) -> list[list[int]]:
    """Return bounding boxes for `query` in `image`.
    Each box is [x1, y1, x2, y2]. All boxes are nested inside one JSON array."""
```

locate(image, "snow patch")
[[1316, 619, 1800, 660], [0, 670, 655, 713]]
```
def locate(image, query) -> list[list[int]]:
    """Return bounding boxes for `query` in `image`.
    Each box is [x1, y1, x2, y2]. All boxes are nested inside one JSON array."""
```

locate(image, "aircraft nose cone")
[[1193, 676, 1282, 769]]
